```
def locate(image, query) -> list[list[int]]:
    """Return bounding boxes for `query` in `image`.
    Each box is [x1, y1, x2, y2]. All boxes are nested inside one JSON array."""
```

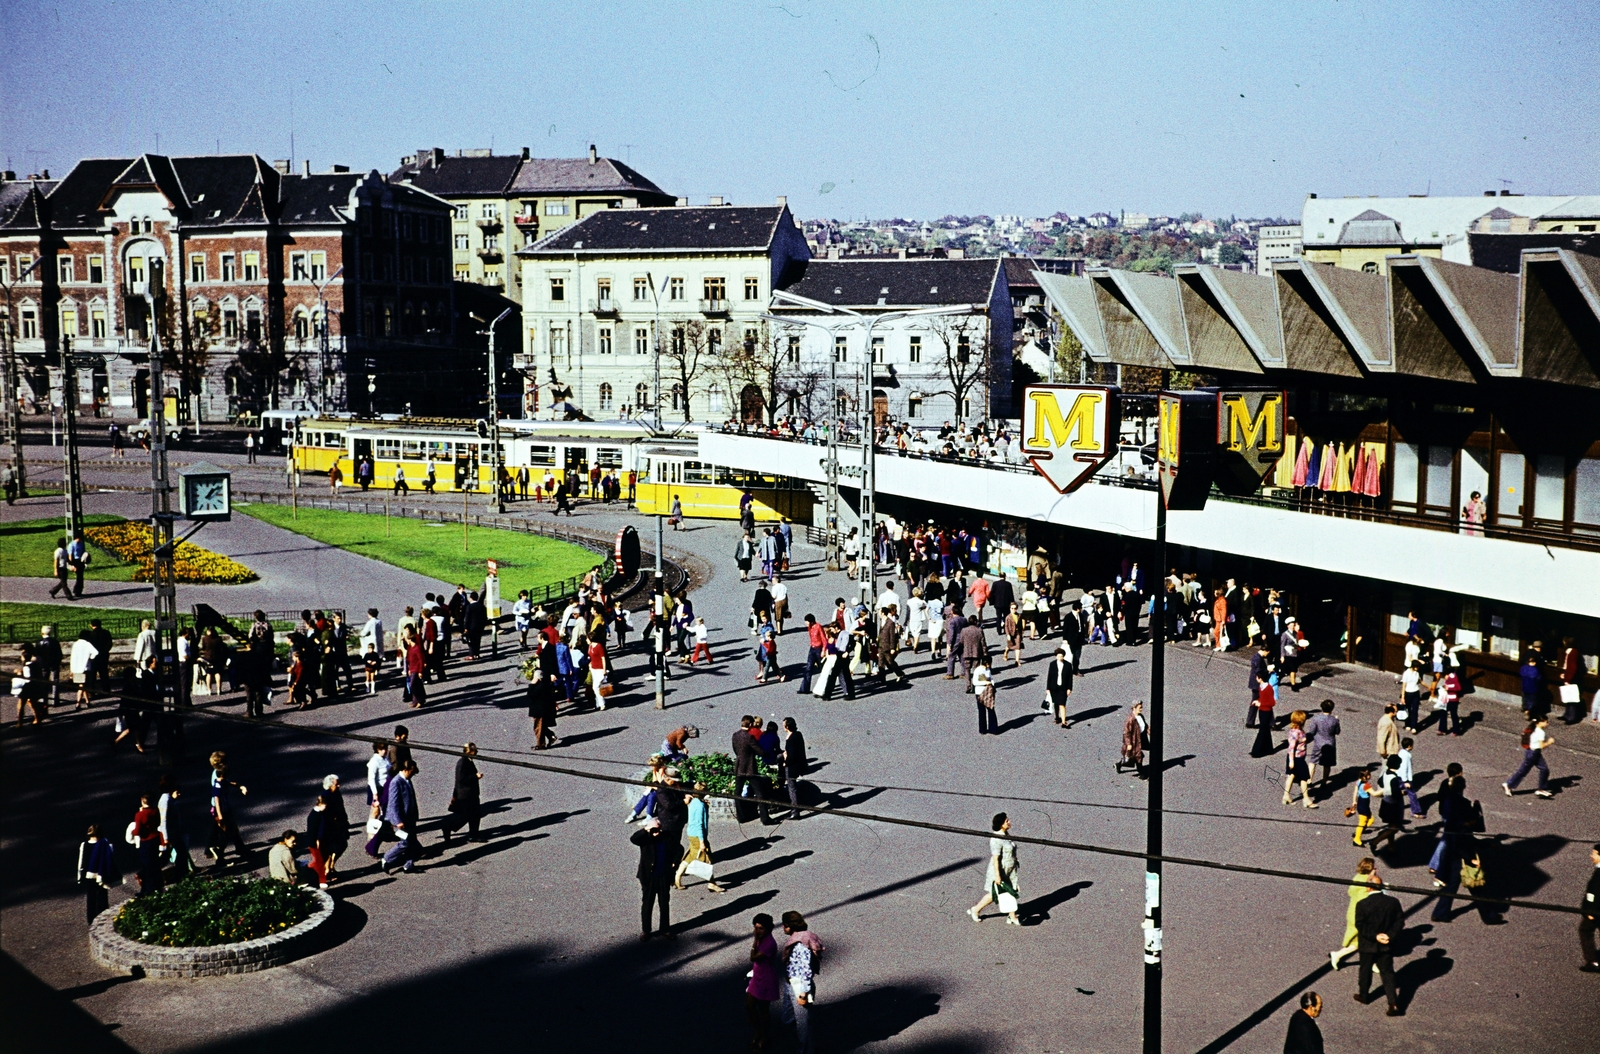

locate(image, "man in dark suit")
[[1045, 647, 1074, 727], [987, 572, 1015, 630], [631, 820, 682, 940], [944, 610, 968, 679], [781, 718, 807, 820], [732, 716, 772, 824], [1062, 602, 1086, 675], [1353, 874, 1404, 1015], [958, 620, 987, 694], [1580, 842, 1600, 972], [1283, 991, 1324, 1054], [463, 591, 487, 660], [382, 759, 422, 874]]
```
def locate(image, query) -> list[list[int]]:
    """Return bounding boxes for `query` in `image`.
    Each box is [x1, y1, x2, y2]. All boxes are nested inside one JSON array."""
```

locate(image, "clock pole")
[[145, 292, 182, 762]]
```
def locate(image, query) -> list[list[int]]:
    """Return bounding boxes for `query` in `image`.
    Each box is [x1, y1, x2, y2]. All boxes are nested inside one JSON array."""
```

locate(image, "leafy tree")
[[1219, 243, 1249, 265]]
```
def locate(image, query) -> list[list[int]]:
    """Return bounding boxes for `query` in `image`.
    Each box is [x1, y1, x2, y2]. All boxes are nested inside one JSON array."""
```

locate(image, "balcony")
[[589, 297, 618, 317], [476, 246, 503, 261], [699, 298, 730, 316], [476, 217, 503, 232], [512, 214, 539, 230]]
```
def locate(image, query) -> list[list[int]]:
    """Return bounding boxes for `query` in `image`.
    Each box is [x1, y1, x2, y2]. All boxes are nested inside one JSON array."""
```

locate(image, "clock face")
[[186, 475, 230, 517]]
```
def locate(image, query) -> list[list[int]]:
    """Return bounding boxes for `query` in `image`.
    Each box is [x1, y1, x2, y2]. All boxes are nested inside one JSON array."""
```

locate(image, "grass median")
[[0, 514, 140, 581], [237, 503, 601, 598]]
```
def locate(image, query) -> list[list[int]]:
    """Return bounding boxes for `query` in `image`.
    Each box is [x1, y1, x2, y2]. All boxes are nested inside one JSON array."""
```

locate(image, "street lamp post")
[[474, 307, 515, 514], [60, 333, 84, 539], [313, 266, 344, 413], [2, 257, 44, 499], [858, 305, 977, 610], [144, 290, 181, 761]]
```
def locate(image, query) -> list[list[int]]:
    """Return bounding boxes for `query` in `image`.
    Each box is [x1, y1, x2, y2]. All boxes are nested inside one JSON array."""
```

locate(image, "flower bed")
[[85, 522, 258, 584], [93, 879, 334, 978], [113, 875, 317, 946], [677, 750, 777, 796]]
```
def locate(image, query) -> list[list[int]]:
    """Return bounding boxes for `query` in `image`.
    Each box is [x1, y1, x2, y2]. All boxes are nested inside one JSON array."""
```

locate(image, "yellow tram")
[[286, 417, 811, 522]]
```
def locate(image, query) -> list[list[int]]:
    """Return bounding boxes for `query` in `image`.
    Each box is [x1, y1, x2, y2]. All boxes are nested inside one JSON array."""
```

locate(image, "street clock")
[[179, 462, 232, 521]]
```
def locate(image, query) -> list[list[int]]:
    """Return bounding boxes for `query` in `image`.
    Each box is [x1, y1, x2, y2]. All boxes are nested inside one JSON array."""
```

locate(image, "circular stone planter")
[[625, 769, 738, 821], [90, 888, 335, 978]]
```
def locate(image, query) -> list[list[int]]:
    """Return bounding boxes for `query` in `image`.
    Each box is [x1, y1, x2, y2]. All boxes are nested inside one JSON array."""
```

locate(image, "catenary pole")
[[60, 334, 84, 538], [654, 514, 665, 709], [1144, 375, 1170, 1054]]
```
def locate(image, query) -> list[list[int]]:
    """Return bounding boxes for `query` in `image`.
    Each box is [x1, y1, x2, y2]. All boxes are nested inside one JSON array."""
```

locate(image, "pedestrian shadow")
[[55, 972, 143, 1001], [717, 849, 814, 886], [1079, 658, 1137, 674], [432, 831, 548, 867], [822, 984, 949, 1051], [550, 726, 626, 748], [1396, 946, 1454, 1010], [493, 809, 591, 836], [822, 786, 887, 809], [1161, 753, 1197, 772], [715, 835, 783, 862], [997, 712, 1045, 734], [1479, 832, 1567, 899], [1063, 704, 1119, 725], [1019, 880, 1093, 925], [675, 889, 780, 933], [480, 795, 534, 816], [1544, 773, 1584, 795]]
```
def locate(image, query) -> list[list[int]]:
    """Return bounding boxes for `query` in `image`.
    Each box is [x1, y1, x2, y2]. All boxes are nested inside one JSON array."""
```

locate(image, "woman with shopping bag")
[[967, 813, 1021, 925]]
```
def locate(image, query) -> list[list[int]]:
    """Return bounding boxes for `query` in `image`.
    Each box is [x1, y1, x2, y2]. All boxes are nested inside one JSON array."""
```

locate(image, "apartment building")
[[0, 155, 453, 421], [514, 200, 809, 421], [391, 146, 675, 298], [1255, 224, 1302, 274]]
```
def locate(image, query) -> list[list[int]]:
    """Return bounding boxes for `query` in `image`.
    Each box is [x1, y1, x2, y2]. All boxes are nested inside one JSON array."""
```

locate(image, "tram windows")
[[401, 440, 425, 459], [683, 460, 712, 484], [527, 444, 555, 467], [597, 446, 623, 469], [426, 440, 452, 460], [354, 438, 373, 461], [565, 446, 589, 475], [375, 438, 401, 460]]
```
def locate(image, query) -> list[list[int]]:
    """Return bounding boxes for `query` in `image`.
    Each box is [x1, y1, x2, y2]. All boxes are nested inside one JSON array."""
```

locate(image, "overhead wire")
[[179, 704, 1584, 916]]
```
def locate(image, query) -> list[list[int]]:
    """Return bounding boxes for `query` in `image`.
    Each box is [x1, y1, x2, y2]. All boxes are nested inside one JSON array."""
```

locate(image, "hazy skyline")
[[3, 0, 1596, 222]]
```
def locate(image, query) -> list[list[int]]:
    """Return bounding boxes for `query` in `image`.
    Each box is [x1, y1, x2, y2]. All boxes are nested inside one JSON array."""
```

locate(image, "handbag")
[[685, 859, 715, 881], [125, 822, 139, 846], [1459, 860, 1487, 889], [994, 880, 1019, 915]]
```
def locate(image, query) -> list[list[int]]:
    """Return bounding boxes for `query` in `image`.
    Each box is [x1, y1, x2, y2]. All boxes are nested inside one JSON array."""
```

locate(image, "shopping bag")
[[1559, 683, 1580, 704], [812, 655, 836, 698], [996, 890, 1019, 914], [685, 859, 714, 881]]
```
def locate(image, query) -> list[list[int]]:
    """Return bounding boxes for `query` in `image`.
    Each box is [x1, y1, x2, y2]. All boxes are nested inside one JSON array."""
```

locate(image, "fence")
[[0, 609, 338, 645]]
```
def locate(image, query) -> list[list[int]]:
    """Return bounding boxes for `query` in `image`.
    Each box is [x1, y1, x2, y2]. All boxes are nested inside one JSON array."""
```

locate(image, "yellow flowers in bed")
[[84, 522, 258, 585]]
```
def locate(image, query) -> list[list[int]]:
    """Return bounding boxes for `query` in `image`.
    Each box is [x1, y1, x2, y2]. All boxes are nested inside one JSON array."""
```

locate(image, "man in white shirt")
[[132, 620, 158, 678], [1504, 717, 1555, 799], [770, 577, 790, 634], [360, 608, 385, 657]]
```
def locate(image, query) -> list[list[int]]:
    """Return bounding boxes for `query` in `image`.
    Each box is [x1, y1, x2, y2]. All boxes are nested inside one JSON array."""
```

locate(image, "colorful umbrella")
[[1333, 443, 1353, 492], [1350, 445, 1369, 495], [1317, 442, 1337, 490], [1301, 442, 1318, 488], [1362, 443, 1385, 497]]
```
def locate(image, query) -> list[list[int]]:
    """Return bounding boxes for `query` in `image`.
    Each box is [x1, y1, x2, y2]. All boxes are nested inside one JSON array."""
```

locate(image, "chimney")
[[898, 248, 907, 259], [303, 159, 311, 176], [521, 146, 530, 161], [675, 197, 688, 207], [1484, 191, 1496, 196], [1500, 189, 1512, 196], [775, 195, 787, 207], [431, 147, 445, 167], [331, 164, 349, 173], [273, 159, 291, 175], [588, 144, 597, 165], [1307, 192, 1317, 199], [1, 171, 13, 180], [948, 248, 965, 259], [828, 247, 842, 260], [708, 195, 725, 206]]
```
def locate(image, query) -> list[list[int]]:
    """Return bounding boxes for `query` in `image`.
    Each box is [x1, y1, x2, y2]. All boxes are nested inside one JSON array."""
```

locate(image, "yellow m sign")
[[1220, 392, 1284, 454], [1021, 384, 1119, 493], [1025, 388, 1108, 455]]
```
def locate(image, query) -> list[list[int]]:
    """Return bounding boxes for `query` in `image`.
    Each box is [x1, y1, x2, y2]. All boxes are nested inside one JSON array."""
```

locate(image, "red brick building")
[[1, 154, 455, 421]]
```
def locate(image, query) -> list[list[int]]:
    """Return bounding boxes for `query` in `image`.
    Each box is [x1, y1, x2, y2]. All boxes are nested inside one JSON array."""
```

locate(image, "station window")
[[683, 460, 712, 483], [375, 438, 401, 459]]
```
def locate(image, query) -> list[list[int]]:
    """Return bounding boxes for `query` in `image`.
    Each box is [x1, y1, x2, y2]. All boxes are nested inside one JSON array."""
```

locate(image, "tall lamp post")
[[313, 266, 344, 413], [764, 289, 869, 572], [858, 304, 975, 609], [60, 333, 84, 539], [2, 256, 44, 499], [473, 307, 515, 514]]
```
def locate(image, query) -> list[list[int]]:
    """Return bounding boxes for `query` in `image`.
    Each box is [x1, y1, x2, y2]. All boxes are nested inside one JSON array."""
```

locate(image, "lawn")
[[237, 504, 602, 598], [0, 514, 140, 582]]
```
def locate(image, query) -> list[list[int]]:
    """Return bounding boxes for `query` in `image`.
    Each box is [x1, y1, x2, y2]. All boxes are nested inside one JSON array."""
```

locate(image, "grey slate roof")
[[0, 179, 53, 230], [42, 158, 134, 229], [507, 157, 669, 198], [1335, 209, 1405, 245], [390, 154, 524, 197], [777, 258, 1001, 307], [524, 205, 788, 253]]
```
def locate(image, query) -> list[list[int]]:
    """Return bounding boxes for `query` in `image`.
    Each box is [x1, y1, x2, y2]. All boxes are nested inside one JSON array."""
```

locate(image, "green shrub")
[[676, 751, 776, 797], [113, 875, 319, 947]]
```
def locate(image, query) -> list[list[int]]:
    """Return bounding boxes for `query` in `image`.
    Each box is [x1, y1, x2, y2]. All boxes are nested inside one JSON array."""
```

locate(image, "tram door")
[[564, 445, 589, 483], [353, 438, 373, 461]]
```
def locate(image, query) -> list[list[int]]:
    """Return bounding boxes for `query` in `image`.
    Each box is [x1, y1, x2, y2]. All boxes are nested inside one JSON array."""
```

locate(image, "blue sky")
[[2, 0, 1595, 221]]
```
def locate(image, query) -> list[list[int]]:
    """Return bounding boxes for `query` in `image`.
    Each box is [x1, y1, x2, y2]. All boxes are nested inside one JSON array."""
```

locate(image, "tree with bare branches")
[[661, 316, 714, 423], [919, 315, 989, 423]]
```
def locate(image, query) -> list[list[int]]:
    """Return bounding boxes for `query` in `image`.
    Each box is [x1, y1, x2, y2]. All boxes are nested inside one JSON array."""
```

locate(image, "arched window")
[[635, 382, 650, 409], [1361, 261, 1378, 274], [293, 311, 310, 342], [598, 383, 614, 410]]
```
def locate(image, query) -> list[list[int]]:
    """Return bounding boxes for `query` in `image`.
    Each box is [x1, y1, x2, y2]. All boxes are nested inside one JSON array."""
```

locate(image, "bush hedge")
[[113, 875, 318, 947], [676, 751, 777, 797]]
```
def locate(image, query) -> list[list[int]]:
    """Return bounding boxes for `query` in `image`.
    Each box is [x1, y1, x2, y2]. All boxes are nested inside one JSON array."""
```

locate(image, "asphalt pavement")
[[2, 439, 1598, 1054]]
